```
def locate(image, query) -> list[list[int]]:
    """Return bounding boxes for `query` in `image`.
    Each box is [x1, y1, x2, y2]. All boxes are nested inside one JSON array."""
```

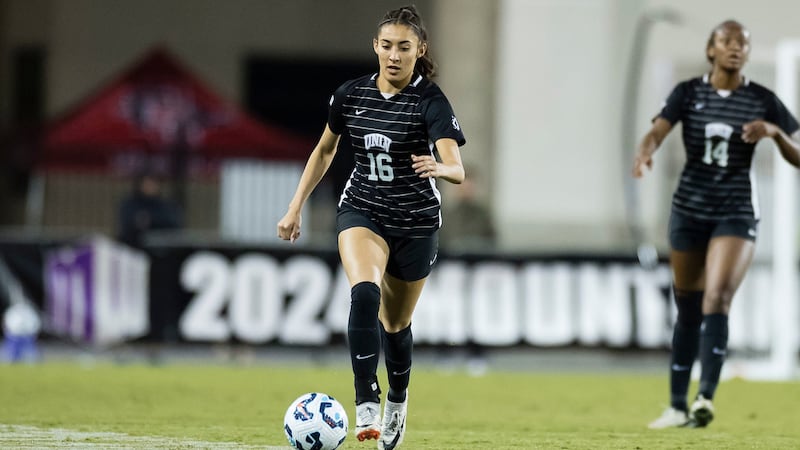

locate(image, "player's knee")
[[703, 292, 733, 314], [674, 288, 703, 328], [351, 281, 381, 317], [703, 287, 734, 314], [380, 316, 411, 333]]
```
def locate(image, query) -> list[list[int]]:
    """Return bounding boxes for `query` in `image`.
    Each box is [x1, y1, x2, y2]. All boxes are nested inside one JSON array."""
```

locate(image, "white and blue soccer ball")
[[283, 392, 348, 450]]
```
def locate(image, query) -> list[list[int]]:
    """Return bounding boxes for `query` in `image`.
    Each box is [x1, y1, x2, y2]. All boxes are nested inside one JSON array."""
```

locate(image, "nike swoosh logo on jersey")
[[429, 253, 438, 266], [392, 367, 411, 376], [356, 353, 376, 360], [355, 109, 367, 115]]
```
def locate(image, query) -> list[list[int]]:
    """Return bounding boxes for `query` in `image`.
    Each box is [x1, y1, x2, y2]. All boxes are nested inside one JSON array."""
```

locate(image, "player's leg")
[[648, 248, 706, 429], [691, 234, 755, 427], [338, 225, 390, 441], [380, 273, 425, 399], [672, 250, 706, 401], [649, 212, 707, 429], [377, 273, 424, 450], [377, 234, 436, 449]]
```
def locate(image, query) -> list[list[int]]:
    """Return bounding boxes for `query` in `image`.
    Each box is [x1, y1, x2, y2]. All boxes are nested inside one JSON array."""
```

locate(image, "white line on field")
[[0, 424, 292, 449]]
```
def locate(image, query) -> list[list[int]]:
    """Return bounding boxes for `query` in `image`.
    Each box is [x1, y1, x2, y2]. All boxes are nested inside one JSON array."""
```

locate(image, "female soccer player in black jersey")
[[277, 5, 465, 449], [633, 20, 800, 429]]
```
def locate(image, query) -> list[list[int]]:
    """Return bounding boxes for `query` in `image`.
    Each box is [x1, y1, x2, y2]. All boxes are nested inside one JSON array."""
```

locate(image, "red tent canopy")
[[38, 47, 314, 174]]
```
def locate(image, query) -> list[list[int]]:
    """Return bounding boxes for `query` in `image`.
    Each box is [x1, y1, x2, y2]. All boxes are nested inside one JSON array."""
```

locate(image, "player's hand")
[[277, 212, 301, 243], [632, 152, 653, 178], [742, 120, 777, 144], [412, 154, 439, 178]]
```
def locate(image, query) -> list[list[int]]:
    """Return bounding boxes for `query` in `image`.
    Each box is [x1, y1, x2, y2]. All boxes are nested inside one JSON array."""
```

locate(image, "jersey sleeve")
[[327, 83, 349, 135], [656, 82, 687, 125], [765, 92, 800, 136], [421, 88, 467, 147]]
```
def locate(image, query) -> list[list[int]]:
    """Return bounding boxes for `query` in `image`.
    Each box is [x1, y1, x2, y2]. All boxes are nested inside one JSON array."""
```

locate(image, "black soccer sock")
[[381, 322, 412, 403], [669, 289, 703, 412], [348, 281, 382, 404], [698, 313, 729, 400]]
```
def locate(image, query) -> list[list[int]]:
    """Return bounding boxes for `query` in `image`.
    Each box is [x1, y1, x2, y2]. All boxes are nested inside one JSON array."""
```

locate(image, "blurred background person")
[[117, 170, 182, 249], [633, 19, 800, 429], [440, 164, 496, 254]]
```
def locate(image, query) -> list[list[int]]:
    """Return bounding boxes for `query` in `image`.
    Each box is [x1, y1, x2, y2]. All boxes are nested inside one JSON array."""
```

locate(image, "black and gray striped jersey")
[[658, 73, 799, 221], [328, 73, 466, 237]]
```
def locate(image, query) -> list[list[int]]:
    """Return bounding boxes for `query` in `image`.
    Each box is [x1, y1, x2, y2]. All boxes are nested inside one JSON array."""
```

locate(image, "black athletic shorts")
[[668, 209, 758, 251], [336, 205, 439, 282], [336, 205, 439, 281]]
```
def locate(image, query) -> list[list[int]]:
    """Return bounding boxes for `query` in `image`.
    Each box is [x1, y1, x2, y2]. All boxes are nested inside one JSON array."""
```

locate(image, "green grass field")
[[1, 359, 799, 449]]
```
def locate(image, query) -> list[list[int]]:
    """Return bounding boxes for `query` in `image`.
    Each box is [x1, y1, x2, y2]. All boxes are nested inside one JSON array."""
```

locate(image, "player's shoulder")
[[743, 78, 777, 99], [676, 75, 706, 91], [665, 76, 717, 103], [418, 77, 442, 94], [334, 73, 377, 95], [411, 77, 449, 103]]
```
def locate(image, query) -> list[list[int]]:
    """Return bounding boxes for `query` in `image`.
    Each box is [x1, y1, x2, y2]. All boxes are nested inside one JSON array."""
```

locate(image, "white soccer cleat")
[[647, 407, 689, 429], [688, 395, 714, 427], [355, 401, 381, 441], [378, 395, 407, 450]]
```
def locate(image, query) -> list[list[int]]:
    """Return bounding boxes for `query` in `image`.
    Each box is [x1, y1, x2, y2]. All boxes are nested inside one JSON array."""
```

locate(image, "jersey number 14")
[[703, 139, 729, 167], [703, 122, 732, 167]]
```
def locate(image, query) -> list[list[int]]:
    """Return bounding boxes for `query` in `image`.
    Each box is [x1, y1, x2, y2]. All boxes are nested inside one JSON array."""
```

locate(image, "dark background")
[[244, 57, 374, 196]]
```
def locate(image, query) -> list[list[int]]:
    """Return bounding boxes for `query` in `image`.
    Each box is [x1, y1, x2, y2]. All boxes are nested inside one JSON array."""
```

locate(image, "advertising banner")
[[0, 238, 777, 352]]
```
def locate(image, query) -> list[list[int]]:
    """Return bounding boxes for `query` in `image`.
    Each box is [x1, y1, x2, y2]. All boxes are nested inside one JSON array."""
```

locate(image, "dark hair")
[[377, 5, 436, 78], [706, 19, 747, 64]]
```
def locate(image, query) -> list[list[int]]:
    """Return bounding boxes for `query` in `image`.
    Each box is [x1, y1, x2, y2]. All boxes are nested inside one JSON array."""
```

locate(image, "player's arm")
[[277, 125, 341, 242], [415, 87, 465, 184], [633, 117, 673, 178], [412, 138, 464, 184], [742, 121, 800, 168], [770, 128, 800, 168]]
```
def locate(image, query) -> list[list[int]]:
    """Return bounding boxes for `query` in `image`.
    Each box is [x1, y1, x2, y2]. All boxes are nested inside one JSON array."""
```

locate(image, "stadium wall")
[[1, 0, 799, 252]]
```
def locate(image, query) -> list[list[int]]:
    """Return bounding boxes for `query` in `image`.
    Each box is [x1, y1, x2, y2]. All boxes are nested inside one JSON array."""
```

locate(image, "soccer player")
[[633, 20, 800, 428], [277, 5, 466, 449]]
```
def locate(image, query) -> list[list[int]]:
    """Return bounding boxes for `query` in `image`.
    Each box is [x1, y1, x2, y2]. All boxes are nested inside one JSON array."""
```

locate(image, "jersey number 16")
[[367, 152, 395, 182]]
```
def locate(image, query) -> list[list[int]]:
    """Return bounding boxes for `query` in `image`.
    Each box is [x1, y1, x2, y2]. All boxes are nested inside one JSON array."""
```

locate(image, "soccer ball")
[[283, 392, 348, 450]]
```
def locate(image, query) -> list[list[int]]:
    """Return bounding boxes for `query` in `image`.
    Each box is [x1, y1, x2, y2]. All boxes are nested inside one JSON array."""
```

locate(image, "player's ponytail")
[[377, 5, 436, 79]]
